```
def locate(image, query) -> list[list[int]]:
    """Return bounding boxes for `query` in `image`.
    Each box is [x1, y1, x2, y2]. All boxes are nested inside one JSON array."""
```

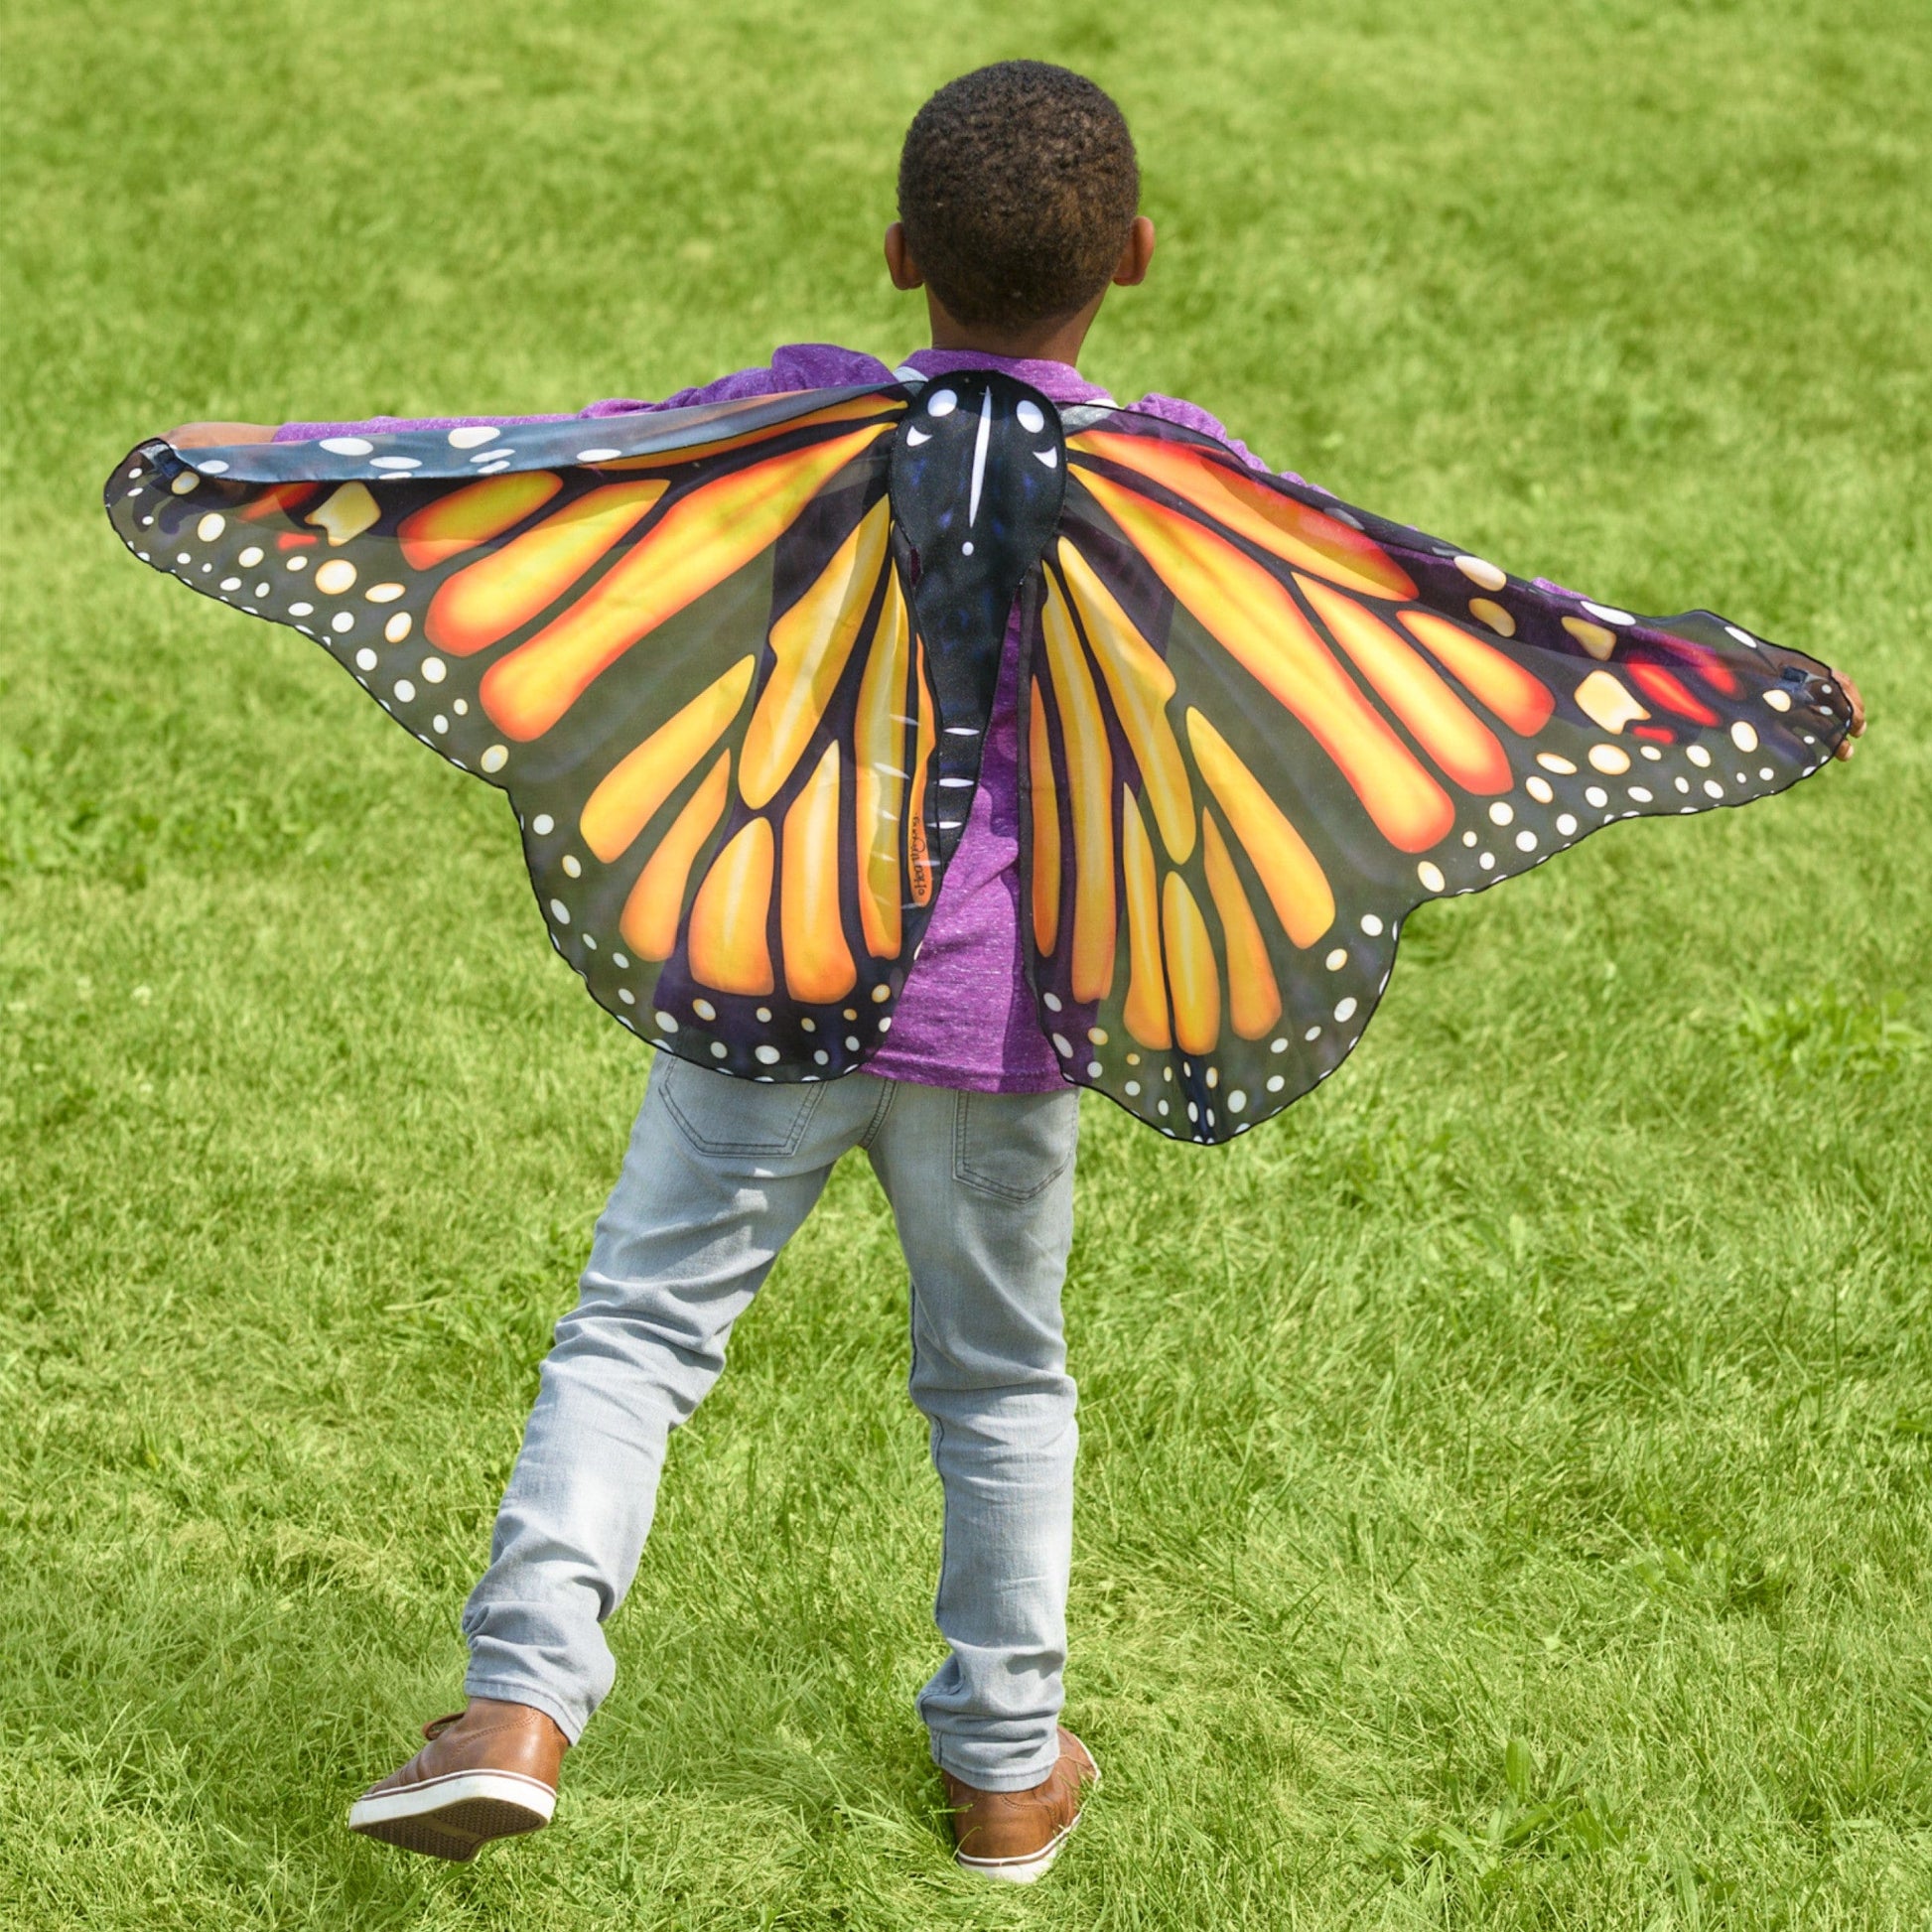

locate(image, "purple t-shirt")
[[276, 345, 1266, 1091]]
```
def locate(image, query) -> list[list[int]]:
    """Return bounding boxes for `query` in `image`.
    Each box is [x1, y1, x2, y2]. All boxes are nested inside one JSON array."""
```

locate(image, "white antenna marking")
[[967, 387, 994, 526]]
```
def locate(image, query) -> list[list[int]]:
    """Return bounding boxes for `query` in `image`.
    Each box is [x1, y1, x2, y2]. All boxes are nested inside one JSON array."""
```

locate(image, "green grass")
[[2, 0, 1929, 1924]]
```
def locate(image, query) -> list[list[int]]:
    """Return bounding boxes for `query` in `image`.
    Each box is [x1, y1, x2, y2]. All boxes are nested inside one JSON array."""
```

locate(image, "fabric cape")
[[103, 372, 1853, 1144]]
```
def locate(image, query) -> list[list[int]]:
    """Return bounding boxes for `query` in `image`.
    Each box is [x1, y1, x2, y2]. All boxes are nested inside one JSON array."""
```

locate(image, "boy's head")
[[896, 63, 1142, 332]]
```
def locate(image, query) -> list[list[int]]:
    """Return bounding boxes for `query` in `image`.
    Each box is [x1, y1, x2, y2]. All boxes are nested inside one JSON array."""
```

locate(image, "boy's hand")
[[1831, 669, 1866, 760], [166, 421, 278, 447]]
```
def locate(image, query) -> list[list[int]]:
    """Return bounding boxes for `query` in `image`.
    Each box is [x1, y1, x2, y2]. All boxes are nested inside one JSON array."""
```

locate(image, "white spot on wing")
[[1576, 669, 1649, 733], [1454, 555, 1506, 591]]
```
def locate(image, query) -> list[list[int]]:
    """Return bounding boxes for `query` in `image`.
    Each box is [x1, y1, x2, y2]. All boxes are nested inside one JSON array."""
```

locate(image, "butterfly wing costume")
[[104, 372, 1854, 1142]]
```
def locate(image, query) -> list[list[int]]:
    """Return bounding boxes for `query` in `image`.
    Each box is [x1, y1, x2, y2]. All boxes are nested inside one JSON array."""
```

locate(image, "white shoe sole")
[[957, 1821, 1073, 1884], [347, 1769, 556, 1863], [955, 1741, 1101, 1884]]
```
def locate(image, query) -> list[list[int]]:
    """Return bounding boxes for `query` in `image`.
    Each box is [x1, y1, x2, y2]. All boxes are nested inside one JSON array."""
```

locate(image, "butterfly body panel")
[[105, 377, 1852, 1140], [889, 374, 1066, 882]]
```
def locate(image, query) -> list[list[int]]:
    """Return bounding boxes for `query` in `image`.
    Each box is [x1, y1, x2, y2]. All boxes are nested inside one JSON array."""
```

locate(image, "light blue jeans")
[[462, 1057, 1081, 1792]]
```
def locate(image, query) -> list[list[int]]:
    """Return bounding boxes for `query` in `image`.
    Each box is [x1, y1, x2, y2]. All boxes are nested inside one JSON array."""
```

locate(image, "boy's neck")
[[887, 214, 1153, 374], [921, 293, 1103, 370]]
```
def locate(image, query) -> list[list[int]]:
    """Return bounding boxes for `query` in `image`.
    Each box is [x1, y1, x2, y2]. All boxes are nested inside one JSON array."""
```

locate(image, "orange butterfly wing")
[[1024, 410, 1854, 1141], [104, 388, 965, 1080]]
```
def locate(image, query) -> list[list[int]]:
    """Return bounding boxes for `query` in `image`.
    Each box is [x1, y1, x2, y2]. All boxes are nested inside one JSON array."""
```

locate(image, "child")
[[153, 61, 1863, 1883]]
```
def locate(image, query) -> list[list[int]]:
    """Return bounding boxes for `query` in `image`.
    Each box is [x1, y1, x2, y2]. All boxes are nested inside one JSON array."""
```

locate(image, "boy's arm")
[[196, 346, 900, 449], [168, 421, 278, 446]]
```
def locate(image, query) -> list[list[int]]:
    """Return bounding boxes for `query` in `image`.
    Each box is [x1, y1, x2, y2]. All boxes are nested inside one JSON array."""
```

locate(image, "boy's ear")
[[884, 221, 924, 291], [1112, 215, 1157, 288]]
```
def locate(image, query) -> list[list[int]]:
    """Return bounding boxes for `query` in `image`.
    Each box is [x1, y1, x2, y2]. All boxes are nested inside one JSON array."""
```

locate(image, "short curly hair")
[[897, 63, 1141, 329]]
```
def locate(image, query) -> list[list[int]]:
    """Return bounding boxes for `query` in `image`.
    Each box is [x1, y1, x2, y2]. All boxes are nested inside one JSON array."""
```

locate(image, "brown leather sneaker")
[[346, 1698, 568, 1862], [941, 1726, 1100, 1883]]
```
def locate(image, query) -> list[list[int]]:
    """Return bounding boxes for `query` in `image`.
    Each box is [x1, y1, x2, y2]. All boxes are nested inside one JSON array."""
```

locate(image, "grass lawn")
[[2, 0, 1929, 1924]]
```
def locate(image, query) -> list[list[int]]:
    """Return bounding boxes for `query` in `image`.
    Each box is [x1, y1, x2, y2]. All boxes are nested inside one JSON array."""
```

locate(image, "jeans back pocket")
[[656, 1053, 826, 1158], [951, 1088, 1079, 1201]]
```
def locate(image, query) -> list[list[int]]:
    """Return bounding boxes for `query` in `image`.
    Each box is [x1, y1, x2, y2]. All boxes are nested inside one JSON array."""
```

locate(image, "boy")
[[166, 61, 1863, 1883]]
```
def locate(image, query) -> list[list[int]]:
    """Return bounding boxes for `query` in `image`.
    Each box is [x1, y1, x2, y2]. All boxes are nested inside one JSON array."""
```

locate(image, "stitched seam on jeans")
[[778, 1079, 828, 1157], [929, 1403, 952, 1642], [904, 1273, 952, 1650], [951, 1088, 970, 1178], [857, 1074, 897, 1152]]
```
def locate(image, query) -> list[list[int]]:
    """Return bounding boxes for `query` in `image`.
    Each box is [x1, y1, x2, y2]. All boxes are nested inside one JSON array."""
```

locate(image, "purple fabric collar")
[[897, 348, 1113, 408]]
